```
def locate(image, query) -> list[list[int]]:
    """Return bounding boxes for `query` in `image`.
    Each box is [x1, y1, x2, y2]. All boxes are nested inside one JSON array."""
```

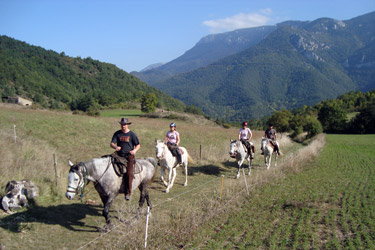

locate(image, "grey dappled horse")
[[261, 137, 278, 169], [65, 156, 157, 231], [229, 140, 253, 179]]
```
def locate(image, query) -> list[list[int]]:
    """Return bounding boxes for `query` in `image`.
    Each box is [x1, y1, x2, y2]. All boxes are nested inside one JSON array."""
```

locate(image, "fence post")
[[53, 154, 58, 187], [144, 206, 151, 248], [13, 125, 17, 143]]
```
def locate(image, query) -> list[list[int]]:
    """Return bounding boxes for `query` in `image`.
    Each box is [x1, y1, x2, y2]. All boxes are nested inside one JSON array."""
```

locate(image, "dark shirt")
[[111, 130, 140, 157], [265, 128, 276, 140]]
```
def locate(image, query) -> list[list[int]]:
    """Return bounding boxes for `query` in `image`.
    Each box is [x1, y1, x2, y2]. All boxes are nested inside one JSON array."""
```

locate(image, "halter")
[[66, 162, 88, 201]]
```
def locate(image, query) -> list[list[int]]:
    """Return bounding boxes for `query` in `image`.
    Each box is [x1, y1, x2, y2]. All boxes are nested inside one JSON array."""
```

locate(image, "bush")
[[304, 116, 323, 138]]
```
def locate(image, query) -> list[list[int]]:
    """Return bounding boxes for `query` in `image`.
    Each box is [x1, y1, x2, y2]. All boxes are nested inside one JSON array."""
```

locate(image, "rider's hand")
[[115, 146, 121, 151]]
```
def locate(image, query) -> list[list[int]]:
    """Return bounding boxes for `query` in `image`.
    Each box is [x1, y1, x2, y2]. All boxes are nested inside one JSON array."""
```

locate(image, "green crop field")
[[0, 104, 373, 249], [188, 134, 375, 249]]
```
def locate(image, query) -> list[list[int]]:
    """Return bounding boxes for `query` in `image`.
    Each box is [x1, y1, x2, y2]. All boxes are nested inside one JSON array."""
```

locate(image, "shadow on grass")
[[189, 164, 222, 176], [0, 203, 102, 233]]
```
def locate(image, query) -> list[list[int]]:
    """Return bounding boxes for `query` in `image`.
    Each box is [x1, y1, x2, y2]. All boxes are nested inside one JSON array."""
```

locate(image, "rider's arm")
[[130, 144, 140, 155], [249, 130, 252, 141], [176, 134, 180, 145], [110, 142, 121, 151]]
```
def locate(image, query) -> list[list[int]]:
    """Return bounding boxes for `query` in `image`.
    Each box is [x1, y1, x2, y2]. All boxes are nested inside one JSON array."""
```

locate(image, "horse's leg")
[[136, 184, 147, 219], [267, 153, 272, 170], [274, 153, 278, 167], [99, 194, 115, 231], [236, 159, 243, 179], [248, 157, 252, 175], [160, 167, 168, 187], [183, 160, 188, 187], [169, 168, 177, 188], [165, 167, 173, 193]]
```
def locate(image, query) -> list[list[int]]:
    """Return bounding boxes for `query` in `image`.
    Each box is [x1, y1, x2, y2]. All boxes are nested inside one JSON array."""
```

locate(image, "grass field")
[[1, 104, 373, 249], [188, 134, 375, 249], [100, 109, 144, 118]]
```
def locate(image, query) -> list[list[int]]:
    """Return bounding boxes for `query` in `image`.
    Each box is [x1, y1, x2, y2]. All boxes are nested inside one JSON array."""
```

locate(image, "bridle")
[[230, 140, 239, 158], [66, 162, 88, 199]]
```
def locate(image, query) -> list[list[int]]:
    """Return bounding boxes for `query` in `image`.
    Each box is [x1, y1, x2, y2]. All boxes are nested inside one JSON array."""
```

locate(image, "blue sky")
[[0, 0, 374, 72]]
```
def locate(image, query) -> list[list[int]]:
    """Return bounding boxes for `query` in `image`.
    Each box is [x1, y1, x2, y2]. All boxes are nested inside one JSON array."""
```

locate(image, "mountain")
[[0, 35, 185, 111], [140, 62, 165, 72], [131, 25, 277, 85], [152, 11, 375, 121]]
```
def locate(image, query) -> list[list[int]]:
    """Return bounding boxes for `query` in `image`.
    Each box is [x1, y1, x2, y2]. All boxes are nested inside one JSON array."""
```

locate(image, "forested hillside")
[[0, 35, 185, 112], [152, 11, 375, 121]]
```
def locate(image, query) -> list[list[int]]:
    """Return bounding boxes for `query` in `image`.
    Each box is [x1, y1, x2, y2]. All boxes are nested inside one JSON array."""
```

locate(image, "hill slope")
[[0, 35, 185, 111], [131, 25, 277, 85], [152, 11, 375, 121]]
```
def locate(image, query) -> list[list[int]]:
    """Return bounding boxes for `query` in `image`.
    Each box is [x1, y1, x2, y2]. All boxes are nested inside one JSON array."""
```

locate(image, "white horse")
[[261, 137, 278, 169], [229, 140, 253, 179], [155, 139, 189, 193]]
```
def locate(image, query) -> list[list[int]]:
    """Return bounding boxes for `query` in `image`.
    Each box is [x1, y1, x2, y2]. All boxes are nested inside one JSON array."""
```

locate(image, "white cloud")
[[203, 9, 272, 33]]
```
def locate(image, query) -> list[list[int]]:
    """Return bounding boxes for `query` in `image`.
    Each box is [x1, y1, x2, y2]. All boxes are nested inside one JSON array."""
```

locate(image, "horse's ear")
[[155, 138, 158, 143], [68, 160, 74, 167]]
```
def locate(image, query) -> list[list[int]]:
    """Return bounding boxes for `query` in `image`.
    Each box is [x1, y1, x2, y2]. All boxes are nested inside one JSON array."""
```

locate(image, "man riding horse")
[[239, 121, 255, 159], [262, 123, 281, 155], [110, 118, 140, 201]]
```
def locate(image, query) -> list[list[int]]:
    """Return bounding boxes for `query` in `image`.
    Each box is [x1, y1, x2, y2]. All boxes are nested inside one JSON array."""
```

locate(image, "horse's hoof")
[[184, 183, 187, 187], [165, 189, 169, 193]]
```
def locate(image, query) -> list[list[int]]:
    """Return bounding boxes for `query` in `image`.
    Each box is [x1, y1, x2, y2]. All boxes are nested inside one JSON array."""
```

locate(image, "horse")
[[155, 139, 189, 193], [261, 137, 278, 169], [65, 156, 157, 231], [229, 139, 253, 179]]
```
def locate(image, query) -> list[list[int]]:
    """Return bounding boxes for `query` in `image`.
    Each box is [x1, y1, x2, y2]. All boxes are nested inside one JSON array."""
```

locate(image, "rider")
[[165, 122, 182, 164], [262, 123, 280, 155], [110, 118, 140, 201], [239, 121, 255, 159]]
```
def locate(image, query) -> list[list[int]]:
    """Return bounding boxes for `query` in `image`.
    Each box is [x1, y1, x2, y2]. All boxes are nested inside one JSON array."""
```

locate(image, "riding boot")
[[125, 155, 134, 201], [251, 145, 255, 159]]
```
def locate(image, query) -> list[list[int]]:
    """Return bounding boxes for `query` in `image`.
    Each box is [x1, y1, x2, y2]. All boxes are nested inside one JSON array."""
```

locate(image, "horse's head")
[[155, 139, 167, 160], [65, 160, 86, 200], [229, 139, 238, 158], [261, 137, 267, 148]]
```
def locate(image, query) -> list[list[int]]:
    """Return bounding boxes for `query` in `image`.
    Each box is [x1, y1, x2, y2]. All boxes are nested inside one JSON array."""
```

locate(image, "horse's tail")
[[146, 157, 158, 183], [187, 153, 195, 165]]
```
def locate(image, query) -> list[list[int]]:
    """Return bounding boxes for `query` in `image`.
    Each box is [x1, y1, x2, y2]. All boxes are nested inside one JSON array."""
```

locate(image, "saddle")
[[102, 153, 143, 177]]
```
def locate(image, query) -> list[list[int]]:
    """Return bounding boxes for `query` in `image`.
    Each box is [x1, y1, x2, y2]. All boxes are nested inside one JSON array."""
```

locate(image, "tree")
[[318, 101, 347, 133], [141, 93, 157, 113], [303, 115, 323, 138], [185, 104, 204, 115], [267, 110, 293, 132], [348, 104, 375, 134]]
